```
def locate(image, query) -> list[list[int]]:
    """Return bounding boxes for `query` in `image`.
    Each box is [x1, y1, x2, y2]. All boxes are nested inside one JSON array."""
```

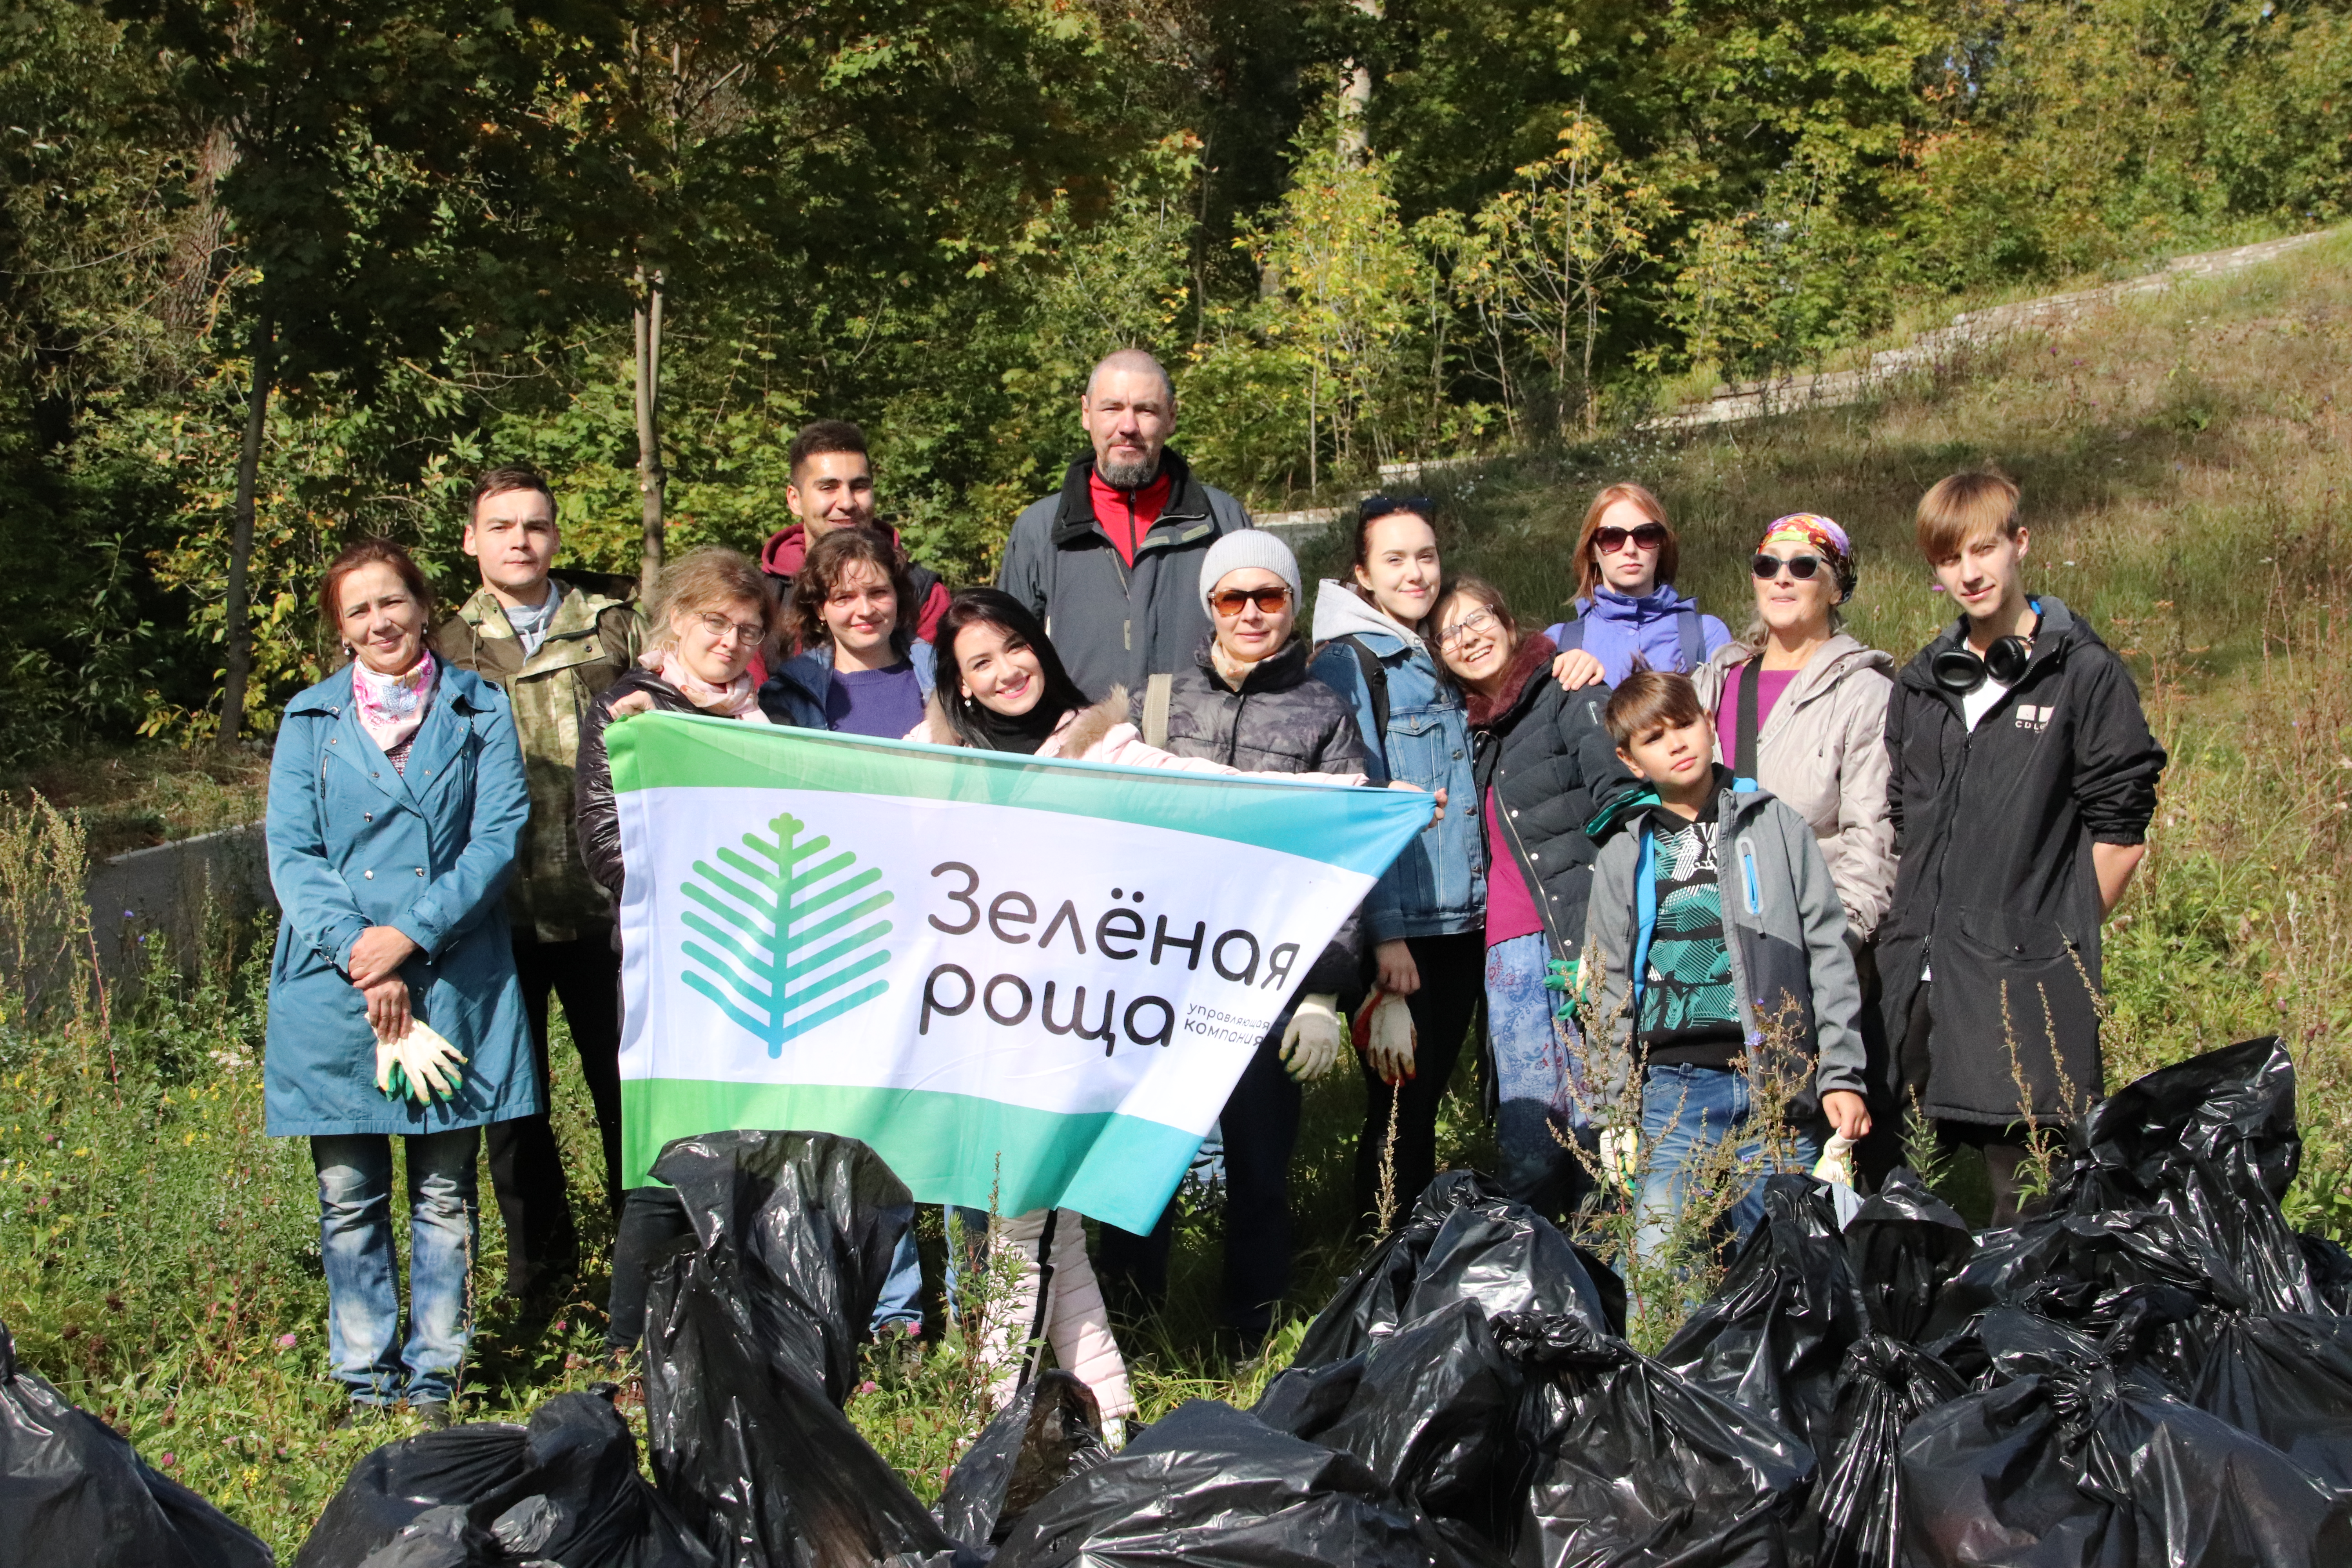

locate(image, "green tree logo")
[[677, 810, 894, 1056]]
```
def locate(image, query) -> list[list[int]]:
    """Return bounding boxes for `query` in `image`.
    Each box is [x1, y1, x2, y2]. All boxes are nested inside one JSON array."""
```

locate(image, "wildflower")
[[857, 1379, 879, 1396], [277, 1333, 298, 1349], [159, 1452, 176, 1468]]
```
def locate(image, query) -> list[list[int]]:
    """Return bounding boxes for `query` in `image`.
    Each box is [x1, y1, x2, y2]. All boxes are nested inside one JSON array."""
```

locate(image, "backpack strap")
[[1346, 636, 1391, 745], [1677, 606, 1706, 671], [1142, 673, 1174, 749], [1732, 659, 1762, 780], [1556, 615, 1586, 653]]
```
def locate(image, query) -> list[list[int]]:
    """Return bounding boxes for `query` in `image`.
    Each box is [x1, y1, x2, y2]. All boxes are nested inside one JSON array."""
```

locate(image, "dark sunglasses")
[[1359, 493, 1435, 524], [1595, 523, 1667, 552], [1209, 584, 1294, 615], [1752, 553, 1827, 581]]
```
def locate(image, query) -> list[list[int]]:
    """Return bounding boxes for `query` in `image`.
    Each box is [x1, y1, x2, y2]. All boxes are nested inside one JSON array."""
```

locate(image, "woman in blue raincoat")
[[264, 537, 534, 1422]]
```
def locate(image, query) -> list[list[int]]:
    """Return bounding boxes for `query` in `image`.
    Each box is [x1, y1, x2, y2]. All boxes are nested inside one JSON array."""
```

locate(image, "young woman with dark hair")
[[760, 526, 938, 736], [1307, 495, 1481, 1234]]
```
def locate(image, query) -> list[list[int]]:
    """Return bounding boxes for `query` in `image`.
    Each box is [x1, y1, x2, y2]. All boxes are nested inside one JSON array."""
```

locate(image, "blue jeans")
[[311, 1129, 481, 1406], [1633, 1063, 1818, 1268], [873, 1207, 922, 1331], [1488, 934, 1591, 1222]]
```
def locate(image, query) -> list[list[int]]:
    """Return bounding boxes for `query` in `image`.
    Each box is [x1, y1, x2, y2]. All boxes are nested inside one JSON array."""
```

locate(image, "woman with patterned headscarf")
[[1692, 514, 1902, 1176]]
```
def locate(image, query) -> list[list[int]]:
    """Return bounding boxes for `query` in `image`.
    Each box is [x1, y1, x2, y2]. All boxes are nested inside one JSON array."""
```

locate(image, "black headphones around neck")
[[1932, 602, 2042, 695]]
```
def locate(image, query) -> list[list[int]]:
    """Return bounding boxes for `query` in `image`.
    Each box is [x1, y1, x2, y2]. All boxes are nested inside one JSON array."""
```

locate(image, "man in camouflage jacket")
[[432, 465, 642, 1298]]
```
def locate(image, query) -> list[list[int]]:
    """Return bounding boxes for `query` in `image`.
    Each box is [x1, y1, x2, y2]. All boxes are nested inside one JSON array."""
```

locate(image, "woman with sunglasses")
[[1694, 514, 1898, 1177], [1309, 494, 1483, 1235], [1429, 575, 1635, 1223], [910, 586, 1369, 1434], [1094, 531, 1369, 1348], [572, 546, 780, 1357], [1544, 483, 1731, 690]]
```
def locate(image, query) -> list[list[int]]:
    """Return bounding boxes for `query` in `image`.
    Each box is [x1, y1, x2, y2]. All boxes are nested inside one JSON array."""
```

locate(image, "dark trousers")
[[1900, 980, 2043, 1228], [485, 935, 624, 1295], [606, 1185, 693, 1350], [1354, 931, 1485, 1236], [1850, 942, 1907, 1191], [1096, 1024, 1305, 1338]]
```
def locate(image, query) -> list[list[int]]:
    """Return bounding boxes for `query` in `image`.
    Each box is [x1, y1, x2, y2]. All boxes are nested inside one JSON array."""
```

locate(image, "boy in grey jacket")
[[1579, 672, 1871, 1265]]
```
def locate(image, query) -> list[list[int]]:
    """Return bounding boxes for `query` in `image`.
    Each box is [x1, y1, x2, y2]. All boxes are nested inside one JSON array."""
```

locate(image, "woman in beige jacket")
[[1692, 512, 1900, 1179]]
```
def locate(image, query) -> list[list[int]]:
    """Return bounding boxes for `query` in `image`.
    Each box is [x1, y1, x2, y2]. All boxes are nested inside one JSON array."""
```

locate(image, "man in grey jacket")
[[996, 349, 1254, 699], [1579, 671, 1869, 1267]]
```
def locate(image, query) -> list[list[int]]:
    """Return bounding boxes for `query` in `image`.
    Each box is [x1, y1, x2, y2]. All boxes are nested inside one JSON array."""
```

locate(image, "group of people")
[[260, 346, 2167, 1433]]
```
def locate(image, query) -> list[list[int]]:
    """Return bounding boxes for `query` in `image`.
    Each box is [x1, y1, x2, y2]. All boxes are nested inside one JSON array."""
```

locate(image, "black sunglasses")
[[1595, 523, 1668, 552], [1752, 553, 1827, 581], [1359, 493, 1435, 524]]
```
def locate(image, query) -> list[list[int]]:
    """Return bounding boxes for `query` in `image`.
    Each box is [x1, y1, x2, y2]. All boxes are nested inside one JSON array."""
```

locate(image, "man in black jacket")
[[996, 350, 1254, 699], [1878, 471, 2166, 1223]]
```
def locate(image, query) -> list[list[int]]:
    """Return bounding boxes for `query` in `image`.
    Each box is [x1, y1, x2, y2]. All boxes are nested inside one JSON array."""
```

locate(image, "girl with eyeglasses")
[[1308, 494, 1484, 1236], [1428, 576, 1635, 1223], [572, 546, 780, 1358], [1544, 483, 1732, 690], [1692, 513, 1900, 1179]]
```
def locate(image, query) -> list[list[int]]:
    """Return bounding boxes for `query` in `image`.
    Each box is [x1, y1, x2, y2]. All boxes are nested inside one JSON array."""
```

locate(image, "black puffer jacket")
[[1135, 635, 1372, 1002], [1468, 633, 1638, 962], [573, 667, 708, 903]]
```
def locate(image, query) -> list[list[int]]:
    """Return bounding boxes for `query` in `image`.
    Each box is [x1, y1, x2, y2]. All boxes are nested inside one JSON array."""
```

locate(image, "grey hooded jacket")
[[996, 448, 1254, 701], [1580, 773, 1865, 1120]]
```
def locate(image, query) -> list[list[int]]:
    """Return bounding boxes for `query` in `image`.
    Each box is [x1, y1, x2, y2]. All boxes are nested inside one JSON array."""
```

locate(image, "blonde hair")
[[648, 547, 777, 648], [1915, 471, 2022, 561], [1573, 483, 1679, 600]]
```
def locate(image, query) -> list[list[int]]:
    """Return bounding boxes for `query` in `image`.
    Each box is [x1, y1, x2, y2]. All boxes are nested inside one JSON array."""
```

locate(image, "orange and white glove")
[[1353, 987, 1417, 1085]]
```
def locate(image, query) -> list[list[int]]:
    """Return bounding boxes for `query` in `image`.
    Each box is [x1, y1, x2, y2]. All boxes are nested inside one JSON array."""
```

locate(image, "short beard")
[[1097, 451, 1160, 489]]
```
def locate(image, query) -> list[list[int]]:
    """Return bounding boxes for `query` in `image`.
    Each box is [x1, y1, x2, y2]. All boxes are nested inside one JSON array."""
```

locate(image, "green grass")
[[4, 231, 2352, 1555]]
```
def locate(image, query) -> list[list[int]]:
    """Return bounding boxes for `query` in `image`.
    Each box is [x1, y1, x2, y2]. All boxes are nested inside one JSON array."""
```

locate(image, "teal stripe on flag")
[[607, 711, 1423, 874], [621, 1078, 1202, 1235]]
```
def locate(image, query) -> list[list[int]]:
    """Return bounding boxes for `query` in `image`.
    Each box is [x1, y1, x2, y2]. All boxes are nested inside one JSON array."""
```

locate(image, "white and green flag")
[[608, 713, 1424, 1233]]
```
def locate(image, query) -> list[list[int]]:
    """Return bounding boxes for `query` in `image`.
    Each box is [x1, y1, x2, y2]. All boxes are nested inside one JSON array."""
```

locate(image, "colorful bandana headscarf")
[[1757, 512, 1857, 598]]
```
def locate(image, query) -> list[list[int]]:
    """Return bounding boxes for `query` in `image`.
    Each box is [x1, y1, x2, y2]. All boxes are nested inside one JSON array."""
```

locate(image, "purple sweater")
[[1543, 586, 1732, 688]]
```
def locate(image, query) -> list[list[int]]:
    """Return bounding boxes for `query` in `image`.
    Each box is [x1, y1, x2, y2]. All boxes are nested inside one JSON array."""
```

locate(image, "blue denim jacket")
[[1309, 584, 1483, 943]]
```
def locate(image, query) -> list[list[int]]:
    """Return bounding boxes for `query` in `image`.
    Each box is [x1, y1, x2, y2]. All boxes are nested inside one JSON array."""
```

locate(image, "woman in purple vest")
[[1544, 483, 1731, 689]]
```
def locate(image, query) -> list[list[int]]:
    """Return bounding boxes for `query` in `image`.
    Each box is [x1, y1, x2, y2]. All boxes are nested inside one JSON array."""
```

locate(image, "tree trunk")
[[1338, 0, 1381, 166], [218, 302, 274, 744], [633, 267, 666, 601]]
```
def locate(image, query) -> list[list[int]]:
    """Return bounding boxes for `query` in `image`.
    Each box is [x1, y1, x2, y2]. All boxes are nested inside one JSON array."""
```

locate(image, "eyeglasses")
[[1436, 606, 1503, 650], [1595, 523, 1667, 553], [1752, 553, 1827, 581], [693, 610, 767, 646], [1360, 494, 1435, 524], [1209, 585, 1293, 616]]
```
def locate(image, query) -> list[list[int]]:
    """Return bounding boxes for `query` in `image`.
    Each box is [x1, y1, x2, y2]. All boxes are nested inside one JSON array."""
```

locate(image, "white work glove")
[[375, 1019, 468, 1105], [1812, 1132, 1857, 1189], [1279, 994, 1344, 1083], [1600, 1127, 1641, 1191], [1358, 989, 1417, 1085]]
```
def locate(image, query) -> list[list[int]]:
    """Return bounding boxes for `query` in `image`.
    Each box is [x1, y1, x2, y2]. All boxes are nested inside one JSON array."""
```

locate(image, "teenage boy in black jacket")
[[1877, 472, 2167, 1224]]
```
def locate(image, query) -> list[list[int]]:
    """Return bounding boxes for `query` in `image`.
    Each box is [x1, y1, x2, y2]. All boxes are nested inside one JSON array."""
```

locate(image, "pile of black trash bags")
[[13, 1036, 2352, 1567]]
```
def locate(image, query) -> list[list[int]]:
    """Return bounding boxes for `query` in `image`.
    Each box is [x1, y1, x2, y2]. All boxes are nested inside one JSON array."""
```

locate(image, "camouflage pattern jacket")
[[432, 572, 641, 942]]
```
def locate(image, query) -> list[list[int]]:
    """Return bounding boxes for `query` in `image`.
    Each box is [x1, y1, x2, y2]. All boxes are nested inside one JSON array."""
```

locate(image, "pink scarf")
[[639, 648, 769, 722], [352, 652, 437, 761]]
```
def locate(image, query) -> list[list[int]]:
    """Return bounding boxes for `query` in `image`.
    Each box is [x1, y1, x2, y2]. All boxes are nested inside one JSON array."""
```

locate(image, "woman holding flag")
[[911, 585, 1377, 1434]]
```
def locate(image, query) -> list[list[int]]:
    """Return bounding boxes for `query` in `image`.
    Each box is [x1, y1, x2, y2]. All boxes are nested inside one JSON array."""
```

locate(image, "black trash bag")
[[1802, 1336, 1964, 1568], [991, 1397, 1510, 1568], [1659, 1174, 1872, 1457], [935, 1370, 1111, 1552], [1900, 1348, 2352, 1566], [643, 1243, 959, 1568], [1930, 1306, 2184, 1406], [0, 1317, 273, 1568], [1291, 1172, 1612, 1372], [2057, 1035, 2322, 1314], [2189, 1311, 2352, 1494], [1920, 1207, 2242, 1350], [2299, 1234, 2352, 1315], [1255, 1298, 1541, 1544], [298, 1387, 711, 1568], [1842, 1168, 1975, 1341], [1513, 1317, 1816, 1568], [352, 1507, 499, 1568], [652, 1129, 915, 1406]]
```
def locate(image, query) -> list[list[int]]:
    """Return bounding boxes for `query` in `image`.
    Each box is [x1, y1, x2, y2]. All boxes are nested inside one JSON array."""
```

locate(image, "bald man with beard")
[[996, 348, 1257, 700]]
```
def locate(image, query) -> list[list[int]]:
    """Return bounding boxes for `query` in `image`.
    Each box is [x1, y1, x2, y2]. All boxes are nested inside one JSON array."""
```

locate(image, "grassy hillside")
[[2, 232, 2350, 1555]]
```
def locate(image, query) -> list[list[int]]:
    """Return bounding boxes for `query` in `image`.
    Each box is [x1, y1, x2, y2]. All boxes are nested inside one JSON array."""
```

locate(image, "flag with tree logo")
[[606, 713, 1426, 1232]]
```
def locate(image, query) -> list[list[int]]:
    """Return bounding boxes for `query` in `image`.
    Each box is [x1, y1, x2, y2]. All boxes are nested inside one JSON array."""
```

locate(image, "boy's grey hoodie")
[[1580, 773, 1865, 1120]]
